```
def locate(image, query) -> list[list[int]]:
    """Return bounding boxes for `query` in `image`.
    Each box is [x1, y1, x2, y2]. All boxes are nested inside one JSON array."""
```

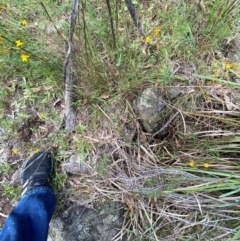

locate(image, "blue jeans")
[[0, 186, 56, 241]]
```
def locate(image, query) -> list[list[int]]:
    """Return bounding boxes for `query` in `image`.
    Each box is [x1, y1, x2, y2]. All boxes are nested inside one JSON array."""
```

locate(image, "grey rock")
[[133, 87, 166, 133], [63, 155, 91, 175], [11, 169, 21, 186], [165, 87, 182, 100], [48, 202, 128, 241]]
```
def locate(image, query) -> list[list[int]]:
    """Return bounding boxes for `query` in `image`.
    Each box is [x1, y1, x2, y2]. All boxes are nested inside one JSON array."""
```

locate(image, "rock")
[[11, 169, 21, 186], [133, 87, 166, 133], [165, 87, 182, 100], [48, 202, 128, 241], [63, 155, 91, 175]]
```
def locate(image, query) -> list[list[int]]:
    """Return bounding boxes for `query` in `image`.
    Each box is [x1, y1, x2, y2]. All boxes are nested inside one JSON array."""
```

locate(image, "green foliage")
[[97, 154, 111, 177], [3, 184, 21, 203], [0, 163, 13, 175]]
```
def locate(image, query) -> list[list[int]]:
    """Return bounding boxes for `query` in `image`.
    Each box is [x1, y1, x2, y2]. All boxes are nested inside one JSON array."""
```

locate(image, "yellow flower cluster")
[[21, 54, 29, 62], [225, 61, 240, 71], [225, 63, 231, 70], [188, 161, 210, 168], [189, 160, 195, 168], [12, 149, 19, 155], [15, 39, 23, 48], [18, 20, 29, 62], [145, 27, 161, 49], [35, 148, 40, 153], [21, 19, 28, 26], [0, 19, 30, 62], [40, 113, 46, 118], [145, 36, 152, 44], [153, 27, 161, 37], [203, 163, 209, 168]]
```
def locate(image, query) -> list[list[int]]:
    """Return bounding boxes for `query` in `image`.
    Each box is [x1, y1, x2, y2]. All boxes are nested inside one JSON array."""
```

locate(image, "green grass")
[[1, 0, 240, 240], [0, 163, 13, 175], [2, 184, 21, 203]]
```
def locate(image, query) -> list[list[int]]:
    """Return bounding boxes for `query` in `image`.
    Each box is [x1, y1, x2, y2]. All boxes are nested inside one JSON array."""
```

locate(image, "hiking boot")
[[20, 151, 53, 197]]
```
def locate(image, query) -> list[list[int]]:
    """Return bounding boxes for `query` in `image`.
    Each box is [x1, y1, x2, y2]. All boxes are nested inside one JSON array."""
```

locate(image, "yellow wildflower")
[[40, 113, 45, 118], [153, 27, 161, 37], [21, 54, 29, 62], [203, 163, 209, 168], [12, 149, 19, 155], [21, 19, 28, 26], [189, 160, 195, 168], [145, 36, 152, 44], [156, 43, 160, 49], [225, 63, 231, 70], [35, 148, 40, 153], [15, 39, 23, 47]]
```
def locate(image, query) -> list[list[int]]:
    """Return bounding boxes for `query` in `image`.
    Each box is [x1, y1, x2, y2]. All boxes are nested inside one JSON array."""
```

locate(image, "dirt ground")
[[0, 186, 13, 228]]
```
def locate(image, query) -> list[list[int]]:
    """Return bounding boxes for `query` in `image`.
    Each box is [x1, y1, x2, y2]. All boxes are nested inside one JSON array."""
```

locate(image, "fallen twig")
[[0, 212, 8, 218]]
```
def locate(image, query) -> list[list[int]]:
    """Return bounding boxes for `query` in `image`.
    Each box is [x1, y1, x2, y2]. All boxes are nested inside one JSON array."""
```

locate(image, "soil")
[[0, 186, 14, 228]]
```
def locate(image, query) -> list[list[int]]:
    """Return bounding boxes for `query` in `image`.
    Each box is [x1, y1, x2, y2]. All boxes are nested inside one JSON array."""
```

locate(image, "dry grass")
[[67, 95, 240, 240]]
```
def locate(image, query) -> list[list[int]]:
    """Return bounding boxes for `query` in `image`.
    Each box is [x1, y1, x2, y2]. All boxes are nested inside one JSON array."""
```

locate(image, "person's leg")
[[0, 151, 56, 241], [0, 186, 56, 241]]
